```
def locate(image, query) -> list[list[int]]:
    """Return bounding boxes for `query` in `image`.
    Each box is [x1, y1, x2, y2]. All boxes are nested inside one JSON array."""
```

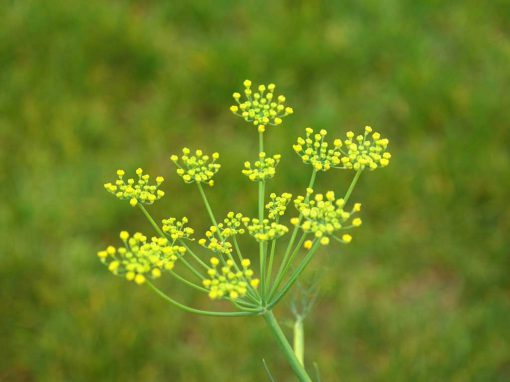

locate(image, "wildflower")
[[231, 80, 293, 132], [170, 148, 220, 186], [265, 193, 293, 220], [162, 217, 195, 241], [242, 152, 281, 182], [97, 231, 186, 284], [217, 212, 246, 238], [104, 168, 165, 206], [293, 128, 342, 171], [199, 227, 233, 255], [202, 257, 259, 300], [242, 217, 289, 242], [336, 126, 391, 170], [293, 191, 361, 244]]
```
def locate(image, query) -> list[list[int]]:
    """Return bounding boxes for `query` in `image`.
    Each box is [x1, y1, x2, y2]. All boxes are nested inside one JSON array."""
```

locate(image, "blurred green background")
[[1, 1, 509, 381]]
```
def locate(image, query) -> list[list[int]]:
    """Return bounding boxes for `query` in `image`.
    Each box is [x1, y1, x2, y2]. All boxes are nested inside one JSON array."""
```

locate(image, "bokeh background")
[[1, 1, 509, 381]]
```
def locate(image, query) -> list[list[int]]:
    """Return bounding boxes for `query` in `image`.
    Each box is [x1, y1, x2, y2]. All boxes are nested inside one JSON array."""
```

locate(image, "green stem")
[[269, 232, 307, 299], [263, 311, 312, 382], [179, 241, 209, 269], [147, 282, 259, 317], [269, 241, 321, 308], [258, 131, 267, 301], [271, 170, 317, 296], [138, 204, 165, 237], [294, 317, 305, 366], [343, 169, 363, 204], [197, 182, 219, 228], [265, 239, 277, 295]]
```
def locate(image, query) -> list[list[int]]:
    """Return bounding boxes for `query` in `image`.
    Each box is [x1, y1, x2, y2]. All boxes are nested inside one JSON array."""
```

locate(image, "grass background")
[[1, 1, 509, 381]]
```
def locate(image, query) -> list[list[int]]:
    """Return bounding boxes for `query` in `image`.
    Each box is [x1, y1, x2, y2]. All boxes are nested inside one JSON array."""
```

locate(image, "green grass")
[[1, 1, 509, 380]]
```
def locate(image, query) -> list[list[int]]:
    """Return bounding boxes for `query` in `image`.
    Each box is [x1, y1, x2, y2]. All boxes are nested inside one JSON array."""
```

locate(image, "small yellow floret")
[[342, 234, 352, 243], [304, 240, 313, 249], [352, 218, 362, 227], [134, 274, 146, 285], [129, 198, 138, 207]]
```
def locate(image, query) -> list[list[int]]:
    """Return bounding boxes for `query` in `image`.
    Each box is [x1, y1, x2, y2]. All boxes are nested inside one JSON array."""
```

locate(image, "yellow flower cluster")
[[242, 217, 289, 242], [202, 257, 259, 300], [230, 80, 294, 133], [217, 212, 246, 238], [242, 152, 281, 182], [265, 193, 293, 220], [338, 126, 391, 170], [198, 226, 233, 255], [293, 128, 342, 172], [97, 231, 185, 285], [104, 169, 165, 207], [162, 217, 194, 241], [170, 148, 220, 186], [292, 191, 362, 245]]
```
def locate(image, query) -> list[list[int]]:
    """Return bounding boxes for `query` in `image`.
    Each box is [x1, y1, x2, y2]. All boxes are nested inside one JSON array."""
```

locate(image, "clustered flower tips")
[[293, 126, 392, 172], [338, 126, 391, 170], [266, 193, 293, 220], [293, 128, 342, 171], [293, 191, 361, 245], [202, 257, 259, 300], [242, 217, 289, 242], [217, 212, 246, 238], [162, 217, 195, 241], [198, 226, 233, 255], [230, 80, 294, 133], [104, 168, 165, 207], [170, 148, 220, 186], [97, 232, 185, 285], [242, 152, 281, 182]]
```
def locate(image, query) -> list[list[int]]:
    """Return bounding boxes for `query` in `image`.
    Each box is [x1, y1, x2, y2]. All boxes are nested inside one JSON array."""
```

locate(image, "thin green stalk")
[[265, 239, 277, 295], [179, 240, 209, 269], [263, 311, 312, 382], [197, 182, 219, 228], [180, 256, 205, 280], [271, 170, 317, 296], [169, 270, 208, 293], [343, 169, 362, 204], [258, 131, 267, 302], [269, 232, 307, 299], [147, 281, 259, 317], [269, 241, 321, 308], [138, 204, 165, 237]]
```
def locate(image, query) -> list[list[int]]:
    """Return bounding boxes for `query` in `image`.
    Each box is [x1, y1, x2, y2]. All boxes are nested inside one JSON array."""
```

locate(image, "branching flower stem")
[[147, 281, 260, 317], [344, 169, 363, 204], [270, 170, 317, 298], [258, 131, 268, 302]]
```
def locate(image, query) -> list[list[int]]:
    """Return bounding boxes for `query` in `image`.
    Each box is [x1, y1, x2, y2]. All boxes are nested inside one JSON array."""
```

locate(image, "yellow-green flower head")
[[162, 216, 195, 241], [292, 191, 361, 245], [198, 228, 233, 255], [242, 152, 281, 182], [266, 192, 293, 221], [170, 148, 220, 186], [242, 217, 289, 242], [337, 126, 391, 170], [97, 231, 186, 285], [293, 128, 342, 171], [217, 212, 246, 238], [202, 257, 259, 300], [104, 168, 165, 207], [230, 80, 294, 132]]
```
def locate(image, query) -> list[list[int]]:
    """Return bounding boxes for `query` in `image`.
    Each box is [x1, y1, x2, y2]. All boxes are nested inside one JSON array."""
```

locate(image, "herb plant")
[[98, 80, 391, 381]]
